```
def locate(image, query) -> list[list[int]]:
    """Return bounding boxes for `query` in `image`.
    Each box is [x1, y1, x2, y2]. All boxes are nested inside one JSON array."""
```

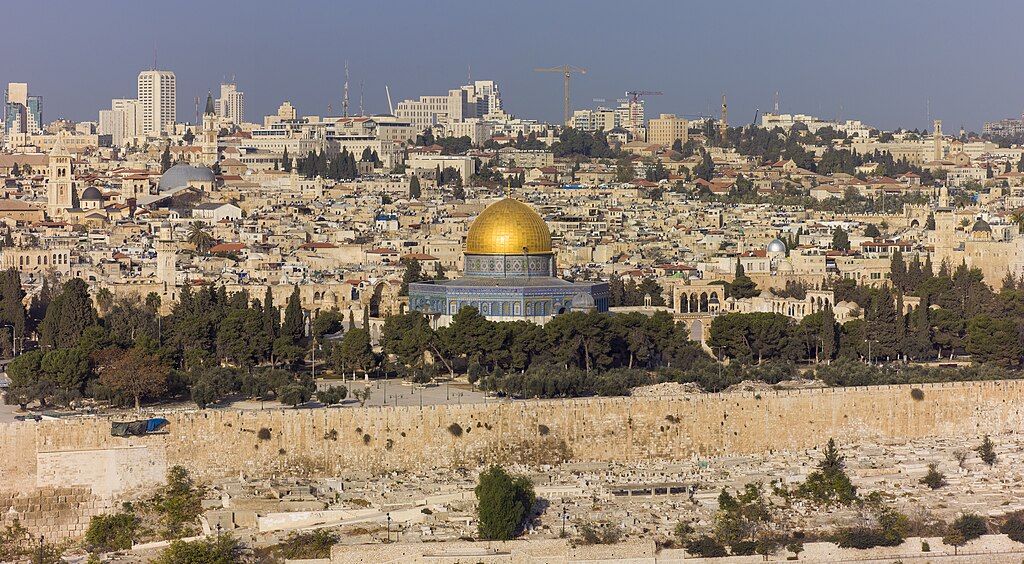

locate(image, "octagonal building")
[[408, 197, 608, 326]]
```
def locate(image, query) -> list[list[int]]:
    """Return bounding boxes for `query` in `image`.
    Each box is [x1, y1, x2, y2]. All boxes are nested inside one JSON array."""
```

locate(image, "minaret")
[[155, 223, 177, 309], [933, 119, 943, 162], [201, 91, 218, 166], [720, 95, 728, 143], [46, 138, 74, 219]]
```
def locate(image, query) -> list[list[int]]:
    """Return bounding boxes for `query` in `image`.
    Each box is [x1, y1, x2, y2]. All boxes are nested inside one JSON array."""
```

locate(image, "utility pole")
[[534, 64, 586, 126], [720, 95, 728, 144]]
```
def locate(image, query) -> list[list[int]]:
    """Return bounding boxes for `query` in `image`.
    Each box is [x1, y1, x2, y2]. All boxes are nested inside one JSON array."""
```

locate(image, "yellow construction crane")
[[534, 64, 586, 126]]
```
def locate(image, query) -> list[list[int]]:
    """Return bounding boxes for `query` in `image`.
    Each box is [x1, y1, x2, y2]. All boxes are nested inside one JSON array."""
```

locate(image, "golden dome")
[[465, 198, 553, 255]]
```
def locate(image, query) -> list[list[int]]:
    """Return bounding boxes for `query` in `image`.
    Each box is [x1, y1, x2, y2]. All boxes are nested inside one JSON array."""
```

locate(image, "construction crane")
[[625, 90, 662, 140], [534, 64, 586, 126]]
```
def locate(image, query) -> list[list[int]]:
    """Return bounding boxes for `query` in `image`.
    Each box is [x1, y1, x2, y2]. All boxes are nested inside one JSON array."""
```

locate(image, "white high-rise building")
[[216, 83, 244, 124], [137, 70, 176, 135], [99, 98, 143, 145]]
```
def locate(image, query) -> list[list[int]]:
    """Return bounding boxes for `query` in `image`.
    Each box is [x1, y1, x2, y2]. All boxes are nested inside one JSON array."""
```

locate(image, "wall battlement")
[[1, 379, 1022, 539]]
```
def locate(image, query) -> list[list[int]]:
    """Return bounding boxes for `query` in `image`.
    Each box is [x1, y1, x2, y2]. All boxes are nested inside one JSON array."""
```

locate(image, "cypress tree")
[[409, 175, 421, 199], [895, 291, 906, 360], [821, 305, 836, 363], [281, 286, 304, 341], [281, 147, 291, 172], [362, 305, 370, 330], [348, 309, 356, 331]]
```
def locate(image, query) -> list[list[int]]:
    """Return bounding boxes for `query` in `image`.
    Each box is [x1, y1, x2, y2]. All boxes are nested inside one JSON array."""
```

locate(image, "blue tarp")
[[146, 418, 169, 433]]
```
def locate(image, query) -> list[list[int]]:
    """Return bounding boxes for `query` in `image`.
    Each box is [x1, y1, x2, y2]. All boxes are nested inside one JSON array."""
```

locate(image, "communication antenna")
[[359, 81, 364, 116], [343, 60, 349, 118], [194, 96, 199, 126], [774, 91, 779, 114]]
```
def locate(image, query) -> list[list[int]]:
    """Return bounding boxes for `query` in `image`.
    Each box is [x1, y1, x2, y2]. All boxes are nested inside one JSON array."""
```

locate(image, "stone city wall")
[[2, 379, 1023, 540]]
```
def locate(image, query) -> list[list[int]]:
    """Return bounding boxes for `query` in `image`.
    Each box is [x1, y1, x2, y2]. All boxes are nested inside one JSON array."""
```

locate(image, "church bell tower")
[[46, 140, 74, 219]]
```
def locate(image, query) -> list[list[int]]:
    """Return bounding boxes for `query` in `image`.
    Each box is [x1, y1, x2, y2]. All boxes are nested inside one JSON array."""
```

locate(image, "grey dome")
[[971, 219, 991, 232], [80, 186, 102, 200], [766, 238, 787, 253], [571, 292, 596, 311], [158, 164, 215, 192]]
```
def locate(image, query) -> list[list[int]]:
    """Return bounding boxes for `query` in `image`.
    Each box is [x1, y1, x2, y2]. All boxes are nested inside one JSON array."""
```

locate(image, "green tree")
[[821, 306, 837, 362], [399, 257, 425, 296], [279, 382, 311, 408], [86, 512, 138, 552], [475, 465, 535, 540], [336, 328, 376, 374], [281, 146, 292, 172], [187, 222, 215, 254], [919, 462, 947, 489], [5, 349, 47, 408], [729, 275, 759, 299], [966, 314, 1021, 366], [281, 286, 304, 342], [408, 175, 421, 199], [155, 535, 241, 564], [798, 438, 857, 505], [831, 226, 850, 251], [976, 435, 997, 465], [863, 223, 880, 238], [160, 146, 172, 173], [39, 278, 100, 349]]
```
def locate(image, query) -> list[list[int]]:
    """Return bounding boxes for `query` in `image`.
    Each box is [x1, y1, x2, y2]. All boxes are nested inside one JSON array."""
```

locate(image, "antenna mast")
[[343, 60, 349, 118], [359, 81, 364, 116]]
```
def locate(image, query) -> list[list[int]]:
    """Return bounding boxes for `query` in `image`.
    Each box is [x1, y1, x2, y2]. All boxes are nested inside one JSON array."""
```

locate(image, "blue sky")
[[1, 0, 1020, 131]]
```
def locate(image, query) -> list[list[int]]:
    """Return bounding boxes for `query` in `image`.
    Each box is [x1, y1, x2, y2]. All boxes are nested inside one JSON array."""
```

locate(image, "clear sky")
[[2, 0, 1020, 132]]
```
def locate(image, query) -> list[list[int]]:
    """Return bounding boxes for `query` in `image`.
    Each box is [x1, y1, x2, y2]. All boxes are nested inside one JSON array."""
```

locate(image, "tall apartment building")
[[216, 83, 245, 124], [571, 107, 617, 132], [983, 114, 1024, 137], [395, 80, 502, 131], [99, 98, 143, 145], [4, 82, 43, 138], [137, 70, 176, 135], [648, 114, 689, 147]]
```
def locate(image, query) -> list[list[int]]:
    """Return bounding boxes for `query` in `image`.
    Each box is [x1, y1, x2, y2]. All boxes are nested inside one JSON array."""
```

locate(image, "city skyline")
[[2, 0, 1023, 131]]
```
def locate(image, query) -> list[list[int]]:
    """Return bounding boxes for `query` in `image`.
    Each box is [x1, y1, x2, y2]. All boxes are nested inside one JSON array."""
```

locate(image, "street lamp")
[[561, 506, 569, 537], [386, 512, 391, 543], [712, 346, 726, 380]]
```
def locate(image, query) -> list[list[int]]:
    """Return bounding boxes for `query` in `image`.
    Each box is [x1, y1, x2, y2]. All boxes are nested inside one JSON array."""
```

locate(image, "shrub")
[[158, 466, 203, 539], [538, 424, 550, 436], [951, 513, 987, 541], [674, 522, 694, 543], [86, 512, 138, 552], [257, 427, 271, 440], [833, 527, 891, 549], [921, 540, 930, 552], [317, 385, 348, 405], [155, 535, 240, 564], [1002, 511, 1024, 543], [475, 465, 535, 540], [976, 435, 997, 465], [686, 535, 727, 558], [362, 434, 371, 445], [919, 463, 947, 489], [448, 423, 463, 437], [578, 522, 623, 545], [730, 539, 757, 555], [262, 529, 338, 560], [910, 388, 925, 401]]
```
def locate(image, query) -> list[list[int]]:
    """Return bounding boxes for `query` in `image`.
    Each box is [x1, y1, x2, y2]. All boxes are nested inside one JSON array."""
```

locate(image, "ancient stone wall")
[[2, 379, 1023, 540]]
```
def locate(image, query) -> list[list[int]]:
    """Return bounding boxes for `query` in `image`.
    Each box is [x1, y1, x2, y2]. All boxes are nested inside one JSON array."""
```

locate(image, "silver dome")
[[158, 164, 215, 193], [766, 238, 787, 253]]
